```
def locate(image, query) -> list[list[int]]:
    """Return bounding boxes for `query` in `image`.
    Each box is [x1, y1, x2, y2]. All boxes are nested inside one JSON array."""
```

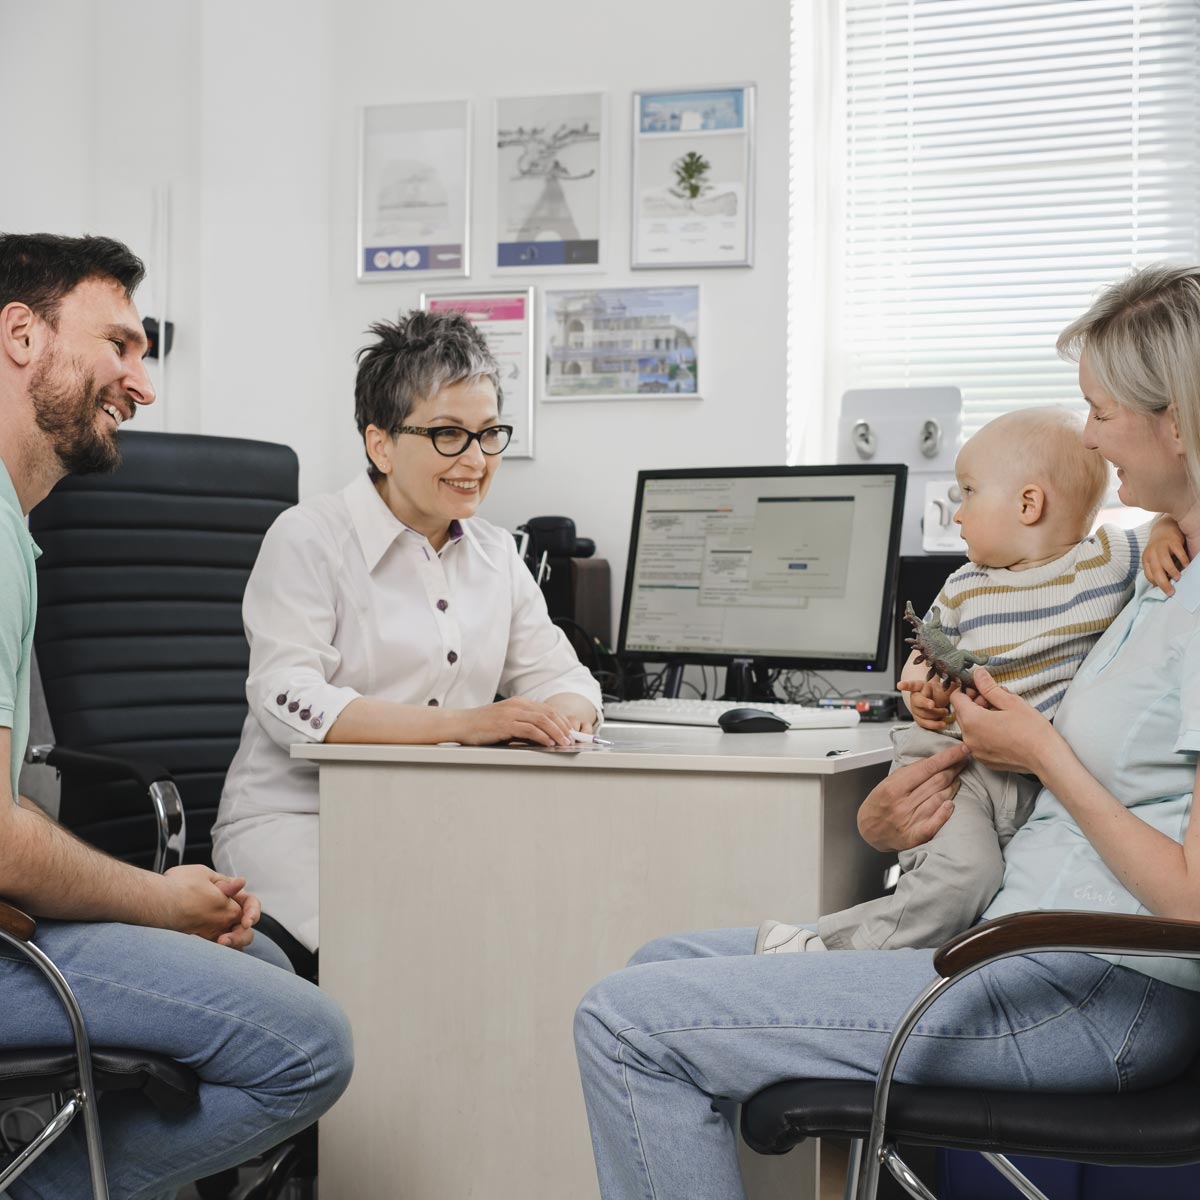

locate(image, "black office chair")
[[7, 431, 314, 1197], [28, 430, 298, 873], [741, 910, 1200, 1200]]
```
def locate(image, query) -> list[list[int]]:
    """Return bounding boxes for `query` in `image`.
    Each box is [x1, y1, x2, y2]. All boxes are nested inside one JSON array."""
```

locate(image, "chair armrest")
[[26, 744, 174, 790], [24, 744, 186, 875], [934, 910, 1200, 977], [0, 898, 35, 942]]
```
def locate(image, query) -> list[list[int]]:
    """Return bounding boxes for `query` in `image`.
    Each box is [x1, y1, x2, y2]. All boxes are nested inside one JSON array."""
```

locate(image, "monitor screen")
[[617, 465, 907, 673]]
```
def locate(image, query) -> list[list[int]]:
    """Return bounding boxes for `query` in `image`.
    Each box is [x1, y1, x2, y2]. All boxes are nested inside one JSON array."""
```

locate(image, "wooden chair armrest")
[[934, 910, 1200, 977], [0, 898, 36, 942]]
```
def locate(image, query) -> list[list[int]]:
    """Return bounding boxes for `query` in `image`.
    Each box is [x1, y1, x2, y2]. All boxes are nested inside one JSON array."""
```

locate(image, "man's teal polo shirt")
[[0, 456, 40, 802]]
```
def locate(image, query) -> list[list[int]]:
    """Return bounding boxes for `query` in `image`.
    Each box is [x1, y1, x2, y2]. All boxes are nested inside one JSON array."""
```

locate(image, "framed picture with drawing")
[[494, 92, 606, 271], [358, 100, 471, 280]]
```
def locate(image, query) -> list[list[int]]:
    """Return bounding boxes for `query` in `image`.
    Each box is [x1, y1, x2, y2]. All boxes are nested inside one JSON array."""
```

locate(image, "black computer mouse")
[[717, 707, 791, 733]]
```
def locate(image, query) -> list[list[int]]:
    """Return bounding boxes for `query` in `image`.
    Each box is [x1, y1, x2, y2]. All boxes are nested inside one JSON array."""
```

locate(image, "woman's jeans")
[[0, 919, 353, 1200], [574, 926, 1200, 1200]]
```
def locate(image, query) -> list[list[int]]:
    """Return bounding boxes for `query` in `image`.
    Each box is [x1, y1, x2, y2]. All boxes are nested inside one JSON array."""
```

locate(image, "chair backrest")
[[30, 431, 299, 869]]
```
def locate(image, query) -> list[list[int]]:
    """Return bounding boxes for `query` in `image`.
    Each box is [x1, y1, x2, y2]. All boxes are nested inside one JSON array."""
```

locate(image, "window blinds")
[[833, 0, 1200, 438]]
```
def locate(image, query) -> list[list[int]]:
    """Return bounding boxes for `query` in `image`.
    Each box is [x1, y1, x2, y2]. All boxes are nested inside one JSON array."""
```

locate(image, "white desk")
[[295, 722, 896, 1199]]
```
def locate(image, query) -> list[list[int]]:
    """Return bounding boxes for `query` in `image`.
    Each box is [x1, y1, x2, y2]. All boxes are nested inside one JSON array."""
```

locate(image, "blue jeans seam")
[[1112, 977, 1155, 1092], [642, 1015, 1075, 1041], [614, 1037, 659, 1200], [1075, 961, 1117, 1011], [55, 966, 319, 1119]]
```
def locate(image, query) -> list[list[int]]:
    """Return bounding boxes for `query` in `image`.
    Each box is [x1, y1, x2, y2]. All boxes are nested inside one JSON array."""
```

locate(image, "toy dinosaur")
[[903, 601, 990, 689]]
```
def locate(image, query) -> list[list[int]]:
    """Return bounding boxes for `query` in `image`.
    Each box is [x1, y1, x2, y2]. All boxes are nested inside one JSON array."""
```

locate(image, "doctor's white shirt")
[[212, 470, 602, 949]]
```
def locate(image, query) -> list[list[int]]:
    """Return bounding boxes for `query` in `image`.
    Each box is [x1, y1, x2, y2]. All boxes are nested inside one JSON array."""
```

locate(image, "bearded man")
[[0, 232, 352, 1198]]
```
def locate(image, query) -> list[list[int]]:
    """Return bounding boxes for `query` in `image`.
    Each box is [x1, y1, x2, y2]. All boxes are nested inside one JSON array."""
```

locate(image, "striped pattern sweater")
[[929, 523, 1149, 721]]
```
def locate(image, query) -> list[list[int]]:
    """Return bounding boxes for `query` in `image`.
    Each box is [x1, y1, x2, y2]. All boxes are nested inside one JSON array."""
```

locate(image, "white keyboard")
[[602, 698, 860, 729]]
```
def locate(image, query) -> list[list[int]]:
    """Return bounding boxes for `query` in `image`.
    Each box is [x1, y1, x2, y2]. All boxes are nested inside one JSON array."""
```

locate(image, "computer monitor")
[[617, 464, 908, 701]]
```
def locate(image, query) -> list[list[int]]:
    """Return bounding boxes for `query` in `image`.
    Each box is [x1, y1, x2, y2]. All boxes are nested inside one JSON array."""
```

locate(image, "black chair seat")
[[0, 1047, 199, 1117], [741, 1059, 1200, 1167]]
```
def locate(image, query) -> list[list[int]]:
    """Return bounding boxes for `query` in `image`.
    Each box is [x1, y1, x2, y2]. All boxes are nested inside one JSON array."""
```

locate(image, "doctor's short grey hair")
[[1057, 264, 1200, 501], [354, 309, 502, 481]]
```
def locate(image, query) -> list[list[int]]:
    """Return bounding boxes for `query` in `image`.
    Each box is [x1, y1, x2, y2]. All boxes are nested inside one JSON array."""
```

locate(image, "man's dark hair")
[[0, 232, 145, 328], [354, 309, 502, 481]]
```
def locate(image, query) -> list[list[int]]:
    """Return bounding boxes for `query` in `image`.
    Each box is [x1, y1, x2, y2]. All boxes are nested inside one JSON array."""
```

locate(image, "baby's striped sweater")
[[929, 523, 1149, 720]]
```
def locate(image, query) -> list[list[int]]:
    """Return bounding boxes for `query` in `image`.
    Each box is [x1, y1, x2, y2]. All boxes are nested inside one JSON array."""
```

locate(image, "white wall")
[[1, 0, 206, 434], [5, 0, 792, 623]]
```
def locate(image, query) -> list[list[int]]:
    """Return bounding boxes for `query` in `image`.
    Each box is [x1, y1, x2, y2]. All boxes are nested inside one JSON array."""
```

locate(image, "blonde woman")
[[575, 265, 1200, 1200]]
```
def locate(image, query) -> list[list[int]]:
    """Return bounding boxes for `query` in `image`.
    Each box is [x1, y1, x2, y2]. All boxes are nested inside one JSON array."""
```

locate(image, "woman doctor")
[[212, 310, 602, 952]]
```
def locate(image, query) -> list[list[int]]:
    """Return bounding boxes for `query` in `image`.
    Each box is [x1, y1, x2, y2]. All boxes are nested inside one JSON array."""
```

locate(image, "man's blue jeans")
[[574, 926, 1200, 1200], [0, 919, 353, 1199]]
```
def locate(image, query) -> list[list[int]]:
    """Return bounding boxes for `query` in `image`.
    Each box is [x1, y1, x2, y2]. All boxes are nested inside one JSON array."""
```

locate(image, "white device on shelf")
[[922, 479, 969, 553], [838, 387, 963, 557], [603, 698, 860, 729]]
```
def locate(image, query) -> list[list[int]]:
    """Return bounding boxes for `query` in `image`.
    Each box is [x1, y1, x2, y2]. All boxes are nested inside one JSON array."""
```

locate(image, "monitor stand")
[[719, 658, 782, 704], [661, 661, 686, 698]]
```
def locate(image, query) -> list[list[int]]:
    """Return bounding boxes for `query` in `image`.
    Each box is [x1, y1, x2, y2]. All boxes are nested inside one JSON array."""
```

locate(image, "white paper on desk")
[[511, 742, 609, 753]]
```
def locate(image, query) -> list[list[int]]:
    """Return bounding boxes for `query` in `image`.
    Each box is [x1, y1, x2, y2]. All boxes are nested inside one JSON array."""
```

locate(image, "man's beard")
[[29, 348, 129, 476]]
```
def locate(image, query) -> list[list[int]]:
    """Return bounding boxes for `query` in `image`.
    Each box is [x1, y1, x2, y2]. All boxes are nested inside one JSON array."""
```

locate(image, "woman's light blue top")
[[983, 561, 1200, 992]]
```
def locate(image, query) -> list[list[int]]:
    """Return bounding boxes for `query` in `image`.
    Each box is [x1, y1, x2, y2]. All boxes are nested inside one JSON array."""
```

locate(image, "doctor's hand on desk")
[[454, 694, 594, 748]]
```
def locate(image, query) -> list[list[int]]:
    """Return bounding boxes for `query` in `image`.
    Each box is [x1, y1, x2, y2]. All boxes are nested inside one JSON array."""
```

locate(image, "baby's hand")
[[897, 676, 959, 731], [1143, 516, 1190, 596]]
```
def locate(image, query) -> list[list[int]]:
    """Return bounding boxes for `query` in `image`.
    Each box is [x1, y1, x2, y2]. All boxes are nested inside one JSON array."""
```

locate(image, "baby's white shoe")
[[755, 919, 827, 954]]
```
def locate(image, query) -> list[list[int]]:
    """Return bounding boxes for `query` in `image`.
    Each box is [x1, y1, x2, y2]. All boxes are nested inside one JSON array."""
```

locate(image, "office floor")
[[822, 1138, 851, 1199]]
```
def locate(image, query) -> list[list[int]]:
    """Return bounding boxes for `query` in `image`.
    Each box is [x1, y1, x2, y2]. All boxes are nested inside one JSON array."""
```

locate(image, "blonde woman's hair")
[[1057, 264, 1200, 501], [980, 407, 1109, 531]]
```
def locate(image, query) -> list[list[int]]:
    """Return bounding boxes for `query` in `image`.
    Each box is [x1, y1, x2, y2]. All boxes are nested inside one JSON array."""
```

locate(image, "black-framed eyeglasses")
[[397, 424, 513, 457]]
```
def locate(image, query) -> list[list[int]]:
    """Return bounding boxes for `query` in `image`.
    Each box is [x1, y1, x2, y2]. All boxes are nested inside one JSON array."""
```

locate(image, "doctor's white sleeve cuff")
[[260, 681, 362, 744]]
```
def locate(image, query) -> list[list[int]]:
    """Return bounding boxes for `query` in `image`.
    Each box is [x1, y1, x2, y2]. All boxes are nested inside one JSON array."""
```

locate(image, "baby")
[[758, 406, 1184, 953]]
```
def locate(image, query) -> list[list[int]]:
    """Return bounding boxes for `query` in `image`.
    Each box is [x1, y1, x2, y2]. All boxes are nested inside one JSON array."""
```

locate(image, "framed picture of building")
[[358, 100, 471, 280], [494, 92, 605, 270], [542, 286, 700, 401], [631, 84, 754, 269], [420, 288, 536, 458]]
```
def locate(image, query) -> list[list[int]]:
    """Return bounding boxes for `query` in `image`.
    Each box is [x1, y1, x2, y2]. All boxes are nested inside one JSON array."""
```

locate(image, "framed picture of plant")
[[630, 84, 755, 269]]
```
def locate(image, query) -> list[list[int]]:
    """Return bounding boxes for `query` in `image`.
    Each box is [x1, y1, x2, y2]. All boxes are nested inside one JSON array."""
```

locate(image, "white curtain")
[[790, 0, 1200, 459]]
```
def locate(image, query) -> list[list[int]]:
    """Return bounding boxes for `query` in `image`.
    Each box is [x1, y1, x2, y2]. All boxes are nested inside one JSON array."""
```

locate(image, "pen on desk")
[[570, 730, 613, 746]]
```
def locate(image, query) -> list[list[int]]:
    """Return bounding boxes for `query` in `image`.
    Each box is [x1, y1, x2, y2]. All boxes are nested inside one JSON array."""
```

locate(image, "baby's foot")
[[755, 919, 827, 954]]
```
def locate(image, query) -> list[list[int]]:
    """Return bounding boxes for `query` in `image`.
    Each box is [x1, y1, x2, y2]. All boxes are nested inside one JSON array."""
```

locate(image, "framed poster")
[[543, 285, 699, 402], [494, 92, 604, 270], [631, 85, 755, 269], [358, 100, 471, 280], [420, 288, 535, 459]]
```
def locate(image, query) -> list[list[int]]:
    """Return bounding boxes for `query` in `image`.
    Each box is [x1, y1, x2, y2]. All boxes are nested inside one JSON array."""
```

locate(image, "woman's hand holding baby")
[[1143, 515, 1190, 595], [951, 668, 1061, 776]]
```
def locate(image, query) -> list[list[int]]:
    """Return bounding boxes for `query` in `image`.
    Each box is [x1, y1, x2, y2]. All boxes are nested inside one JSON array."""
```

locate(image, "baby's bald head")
[[966, 407, 1109, 535]]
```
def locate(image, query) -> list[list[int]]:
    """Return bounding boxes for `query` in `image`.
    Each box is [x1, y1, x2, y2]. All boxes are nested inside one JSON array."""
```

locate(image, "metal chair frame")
[[0, 904, 108, 1200], [850, 912, 1200, 1199]]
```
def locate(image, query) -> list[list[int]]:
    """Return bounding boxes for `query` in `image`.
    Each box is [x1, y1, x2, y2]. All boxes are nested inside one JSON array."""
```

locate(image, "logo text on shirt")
[[1073, 883, 1120, 908]]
